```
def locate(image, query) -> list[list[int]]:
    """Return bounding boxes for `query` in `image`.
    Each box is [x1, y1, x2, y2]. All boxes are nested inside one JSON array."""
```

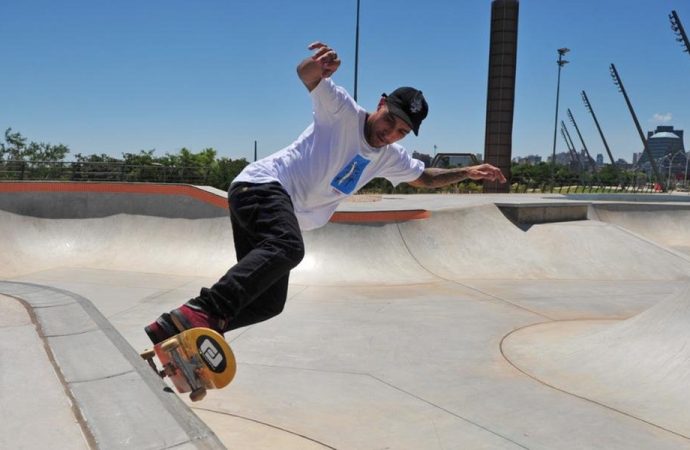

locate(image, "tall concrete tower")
[[483, 0, 519, 193]]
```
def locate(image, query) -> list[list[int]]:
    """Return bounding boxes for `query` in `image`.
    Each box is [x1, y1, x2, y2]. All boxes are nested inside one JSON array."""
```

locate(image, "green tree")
[[121, 150, 159, 182], [1, 128, 70, 179], [598, 164, 621, 185], [0, 128, 27, 161], [0, 128, 69, 162], [208, 157, 250, 191], [122, 149, 156, 166], [158, 147, 216, 183]]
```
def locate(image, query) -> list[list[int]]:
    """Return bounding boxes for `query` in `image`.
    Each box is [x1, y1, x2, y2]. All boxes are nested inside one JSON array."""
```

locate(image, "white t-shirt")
[[233, 78, 425, 230]]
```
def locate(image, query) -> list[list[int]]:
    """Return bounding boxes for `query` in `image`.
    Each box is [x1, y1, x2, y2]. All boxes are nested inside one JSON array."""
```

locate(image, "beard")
[[363, 116, 386, 148]]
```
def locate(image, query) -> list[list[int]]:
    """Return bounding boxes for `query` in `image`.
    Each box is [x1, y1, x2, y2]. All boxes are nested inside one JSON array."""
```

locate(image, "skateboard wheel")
[[189, 387, 207, 402], [161, 338, 180, 353], [140, 349, 155, 360]]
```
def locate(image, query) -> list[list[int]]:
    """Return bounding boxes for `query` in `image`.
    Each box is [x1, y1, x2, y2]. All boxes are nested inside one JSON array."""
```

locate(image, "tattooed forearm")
[[407, 164, 507, 189], [408, 168, 471, 189]]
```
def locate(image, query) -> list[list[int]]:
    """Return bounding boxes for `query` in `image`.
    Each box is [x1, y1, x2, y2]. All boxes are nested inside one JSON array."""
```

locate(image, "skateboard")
[[141, 327, 236, 402]]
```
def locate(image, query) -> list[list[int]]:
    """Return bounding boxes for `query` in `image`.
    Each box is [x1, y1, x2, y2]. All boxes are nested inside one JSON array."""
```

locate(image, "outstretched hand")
[[408, 163, 508, 189], [308, 42, 341, 78], [466, 164, 507, 183]]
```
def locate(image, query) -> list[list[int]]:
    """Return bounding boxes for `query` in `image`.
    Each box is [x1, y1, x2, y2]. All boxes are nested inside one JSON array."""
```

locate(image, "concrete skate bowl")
[[4, 182, 690, 448], [498, 201, 690, 441], [0, 182, 236, 279], [298, 200, 690, 448], [590, 202, 690, 257], [3, 183, 690, 283], [503, 283, 690, 439], [394, 204, 690, 281], [0, 182, 438, 284]]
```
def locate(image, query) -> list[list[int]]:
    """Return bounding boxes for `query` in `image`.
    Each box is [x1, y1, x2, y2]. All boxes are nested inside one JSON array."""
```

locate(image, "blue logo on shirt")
[[331, 154, 371, 195]]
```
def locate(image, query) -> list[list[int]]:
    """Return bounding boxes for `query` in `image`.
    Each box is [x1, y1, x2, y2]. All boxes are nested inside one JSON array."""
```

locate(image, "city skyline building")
[[637, 125, 687, 180], [640, 126, 684, 160]]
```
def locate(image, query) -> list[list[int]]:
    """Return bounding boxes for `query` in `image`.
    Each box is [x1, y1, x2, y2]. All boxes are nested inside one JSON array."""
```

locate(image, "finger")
[[319, 54, 340, 78], [493, 168, 506, 182], [479, 165, 505, 182], [313, 50, 331, 62], [490, 170, 506, 183], [482, 171, 499, 181], [316, 51, 340, 67], [308, 41, 326, 50], [315, 49, 337, 61]]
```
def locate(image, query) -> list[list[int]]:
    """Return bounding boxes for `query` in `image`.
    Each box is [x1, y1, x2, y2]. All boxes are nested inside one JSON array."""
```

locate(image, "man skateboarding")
[[145, 41, 507, 344]]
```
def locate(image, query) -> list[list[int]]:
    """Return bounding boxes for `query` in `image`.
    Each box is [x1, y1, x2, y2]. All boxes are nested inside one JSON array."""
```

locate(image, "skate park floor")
[[2, 182, 690, 449]]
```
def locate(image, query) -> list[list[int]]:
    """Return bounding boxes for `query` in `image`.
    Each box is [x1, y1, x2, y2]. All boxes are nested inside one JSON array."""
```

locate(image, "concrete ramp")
[[591, 203, 690, 256], [0, 211, 236, 279], [503, 282, 690, 438], [398, 204, 690, 280], [4, 183, 690, 449], [5, 202, 690, 284], [294, 221, 438, 286]]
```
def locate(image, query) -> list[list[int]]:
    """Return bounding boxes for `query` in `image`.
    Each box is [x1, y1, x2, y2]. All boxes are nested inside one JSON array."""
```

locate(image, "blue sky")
[[2, 0, 689, 164]]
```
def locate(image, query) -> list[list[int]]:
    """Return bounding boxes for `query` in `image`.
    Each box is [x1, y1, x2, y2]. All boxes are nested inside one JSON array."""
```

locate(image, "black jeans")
[[194, 182, 305, 331]]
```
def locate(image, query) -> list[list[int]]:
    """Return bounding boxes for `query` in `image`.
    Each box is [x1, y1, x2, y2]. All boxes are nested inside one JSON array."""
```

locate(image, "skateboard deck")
[[141, 327, 236, 402]]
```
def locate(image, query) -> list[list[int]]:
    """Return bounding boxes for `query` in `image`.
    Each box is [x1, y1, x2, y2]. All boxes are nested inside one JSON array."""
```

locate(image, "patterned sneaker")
[[144, 304, 227, 345], [144, 312, 179, 344]]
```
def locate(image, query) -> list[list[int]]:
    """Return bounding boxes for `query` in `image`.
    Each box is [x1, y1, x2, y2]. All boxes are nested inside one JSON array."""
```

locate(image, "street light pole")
[[609, 63, 664, 190], [670, 11, 690, 56], [353, 0, 361, 102], [550, 48, 570, 188], [581, 91, 617, 169]]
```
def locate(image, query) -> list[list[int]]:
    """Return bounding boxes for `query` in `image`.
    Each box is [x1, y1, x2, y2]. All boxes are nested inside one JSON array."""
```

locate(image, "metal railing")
[[0, 160, 211, 184], [510, 178, 661, 194], [0, 160, 670, 195]]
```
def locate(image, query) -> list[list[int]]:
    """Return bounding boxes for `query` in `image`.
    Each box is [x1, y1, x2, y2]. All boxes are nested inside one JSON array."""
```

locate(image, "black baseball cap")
[[383, 87, 429, 136]]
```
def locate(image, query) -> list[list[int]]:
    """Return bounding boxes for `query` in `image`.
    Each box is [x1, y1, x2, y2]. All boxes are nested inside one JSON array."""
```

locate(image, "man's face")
[[365, 102, 412, 148]]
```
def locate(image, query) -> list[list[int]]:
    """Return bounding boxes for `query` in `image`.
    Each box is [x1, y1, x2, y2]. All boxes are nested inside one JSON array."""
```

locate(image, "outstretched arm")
[[297, 42, 341, 92], [407, 164, 507, 189]]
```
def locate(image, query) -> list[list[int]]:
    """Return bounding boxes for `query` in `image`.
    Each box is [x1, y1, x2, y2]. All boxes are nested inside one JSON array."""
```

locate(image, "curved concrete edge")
[[500, 283, 690, 438], [0, 181, 229, 210], [0, 281, 225, 450], [0, 182, 229, 219], [0, 293, 90, 449]]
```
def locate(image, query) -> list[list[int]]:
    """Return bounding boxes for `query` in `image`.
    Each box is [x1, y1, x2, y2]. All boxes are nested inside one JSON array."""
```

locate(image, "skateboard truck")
[[140, 327, 236, 402]]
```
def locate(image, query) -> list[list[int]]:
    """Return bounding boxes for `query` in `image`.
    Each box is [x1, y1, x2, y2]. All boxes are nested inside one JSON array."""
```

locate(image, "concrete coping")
[[0, 281, 225, 450]]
